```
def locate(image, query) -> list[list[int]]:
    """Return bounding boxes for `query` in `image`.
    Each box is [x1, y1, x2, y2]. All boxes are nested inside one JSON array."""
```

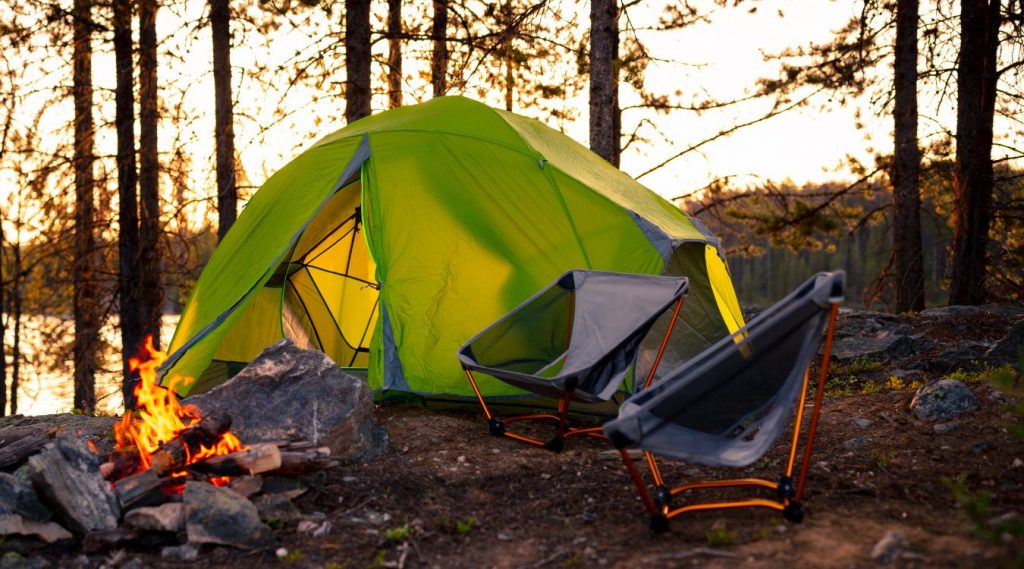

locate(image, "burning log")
[[149, 410, 232, 476], [276, 446, 338, 475], [100, 451, 140, 481], [113, 469, 167, 511], [187, 443, 281, 477], [0, 425, 59, 470]]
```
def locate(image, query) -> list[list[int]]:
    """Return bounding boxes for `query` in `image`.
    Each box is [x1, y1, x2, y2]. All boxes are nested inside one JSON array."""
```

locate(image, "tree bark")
[[387, 0, 403, 108], [211, 0, 236, 243], [503, 1, 513, 111], [10, 243, 20, 415], [73, 0, 99, 413], [114, 0, 142, 408], [345, 0, 371, 123], [431, 0, 448, 97], [949, 0, 1000, 305], [1, 221, 5, 417], [589, 0, 619, 166], [138, 0, 163, 347], [891, 0, 925, 312]]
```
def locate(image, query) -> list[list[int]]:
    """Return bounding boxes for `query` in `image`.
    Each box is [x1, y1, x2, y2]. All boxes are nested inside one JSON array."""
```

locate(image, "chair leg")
[[794, 303, 839, 503]]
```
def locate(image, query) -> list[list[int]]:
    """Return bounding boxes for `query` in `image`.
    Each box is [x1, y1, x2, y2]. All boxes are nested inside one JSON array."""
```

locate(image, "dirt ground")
[[25, 381, 1018, 569]]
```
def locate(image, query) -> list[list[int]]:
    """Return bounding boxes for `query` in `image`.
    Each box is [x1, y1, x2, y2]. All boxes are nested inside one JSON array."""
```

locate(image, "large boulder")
[[986, 320, 1024, 365], [185, 340, 387, 463], [910, 379, 979, 422]]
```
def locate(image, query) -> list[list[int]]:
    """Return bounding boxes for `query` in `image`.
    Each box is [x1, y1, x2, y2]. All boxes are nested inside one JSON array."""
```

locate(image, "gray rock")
[[185, 339, 387, 462], [852, 417, 873, 430], [27, 437, 120, 533], [254, 493, 301, 524], [843, 437, 868, 450], [831, 332, 933, 363], [0, 473, 51, 522], [910, 379, 979, 421], [0, 515, 72, 543], [922, 342, 990, 373], [933, 421, 961, 435], [161, 544, 200, 561], [124, 503, 185, 533], [0, 552, 49, 569], [987, 321, 1024, 365], [184, 481, 274, 549], [870, 530, 903, 564], [228, 475, 263, 498]]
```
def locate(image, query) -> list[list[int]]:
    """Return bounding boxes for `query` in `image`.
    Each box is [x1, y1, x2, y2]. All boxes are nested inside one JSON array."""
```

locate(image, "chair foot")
[[783, 503, 804, 523], [543, 437, 564, 453], [653, 485, 672, 508], [649, 514, 670, 533], [776, 476, 795, 501], [487, 418, 506, 437]]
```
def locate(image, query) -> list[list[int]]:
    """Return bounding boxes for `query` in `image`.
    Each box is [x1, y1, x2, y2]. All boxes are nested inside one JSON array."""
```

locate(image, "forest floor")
[[23, 383, 1023, 569], [12, 306, 1024, 569]]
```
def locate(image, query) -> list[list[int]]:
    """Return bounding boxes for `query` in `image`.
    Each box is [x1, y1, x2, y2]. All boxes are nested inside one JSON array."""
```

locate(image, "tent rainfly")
[[161, 96, 745, 399]]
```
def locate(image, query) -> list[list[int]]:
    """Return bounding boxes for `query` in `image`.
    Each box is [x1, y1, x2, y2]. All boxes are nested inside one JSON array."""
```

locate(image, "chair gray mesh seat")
[[603, 271, 845, 529], [458, 269, 688, 451], [459, 270, 688, 404]]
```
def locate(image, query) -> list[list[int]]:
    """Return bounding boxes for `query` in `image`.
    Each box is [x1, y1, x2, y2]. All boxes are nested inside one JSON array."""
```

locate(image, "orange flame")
[[115, 336, 244, 485]]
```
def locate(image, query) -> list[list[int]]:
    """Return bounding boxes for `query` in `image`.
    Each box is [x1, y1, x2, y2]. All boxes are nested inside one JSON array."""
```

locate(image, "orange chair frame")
[[617, 304, 840, 530], [463, 297, 685, 452]]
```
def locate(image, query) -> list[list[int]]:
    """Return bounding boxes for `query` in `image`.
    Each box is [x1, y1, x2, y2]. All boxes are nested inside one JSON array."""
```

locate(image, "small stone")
[[870, 530, 903, 564], [852, 417, 873, 430], [932, 422, 961, 435], [910, 379, 979, 421], [254, 493, 301, 524], [275, 548, 289, 559], [1012, 458, 1023, 468], [843, 437, 868, 450], [184, 481, 274, 549], [297, 517, 331, 538], [0, 514, 72, 543], [228, 476, 263, 498], [972, 441, 995, 454], [497, 531, 514, 541], [124, 503, 185, 533], [161, 544, 199, 561], [0, 552, 49, 569]]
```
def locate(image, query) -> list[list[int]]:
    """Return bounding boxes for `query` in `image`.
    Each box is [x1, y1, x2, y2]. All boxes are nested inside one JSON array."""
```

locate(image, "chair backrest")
[[604, 271, 844, 467], [458, 270, 688, 402]]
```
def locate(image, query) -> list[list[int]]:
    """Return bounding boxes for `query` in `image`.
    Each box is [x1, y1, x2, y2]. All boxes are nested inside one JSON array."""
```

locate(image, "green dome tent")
[[162, 96, 745, 398]]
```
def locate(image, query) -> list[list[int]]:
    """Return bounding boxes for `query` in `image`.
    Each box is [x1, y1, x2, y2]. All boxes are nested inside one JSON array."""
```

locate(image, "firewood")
[[273, 446, 338, 475], [100, 450, 141, 481], [149, 410, 232, 476], [114, 468, 167, 511], [0, 426, 58, 470], [187, 443, 282, 476]]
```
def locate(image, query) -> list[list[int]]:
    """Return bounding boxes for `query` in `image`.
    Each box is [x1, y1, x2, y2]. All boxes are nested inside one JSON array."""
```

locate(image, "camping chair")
[[458, 270, 688, 451], [603, 271, 844, 531]]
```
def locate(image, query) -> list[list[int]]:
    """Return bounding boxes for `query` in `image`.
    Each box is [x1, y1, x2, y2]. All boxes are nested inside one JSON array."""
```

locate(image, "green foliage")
[[563, 551, 582, 566], [455, 516, 476, 535], [705, 528, 735, 547], [384, 525, 410, 541], [277, 549, 304, 565], [874, 445, 894, 469], [943, 475, 1024, 543], [266, 518, 285, 530], [366, 549, 387, 569], [988, 362, 1024, 440]]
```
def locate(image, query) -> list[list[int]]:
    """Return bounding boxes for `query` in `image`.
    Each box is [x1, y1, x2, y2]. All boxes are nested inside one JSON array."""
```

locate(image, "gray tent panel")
[[604, 271, 845, 467], [458, 270, 688, 404]]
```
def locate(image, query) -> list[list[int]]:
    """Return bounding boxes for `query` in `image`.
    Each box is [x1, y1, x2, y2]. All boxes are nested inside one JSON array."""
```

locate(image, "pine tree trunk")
[[949, 0, 1000, 305], [892, 0, 925, 312], [387, 0, 403, 108], [114, 0, 142, 407], [1, 223, 6, 417], [10, 258, 19, 415], [138, 0, 163, 347], [211, 0, 236, 242], [431, 0, 448, 97], [345, 0, 371, 123], [73, 0, 99, 413], [589, 0, 619, 166]]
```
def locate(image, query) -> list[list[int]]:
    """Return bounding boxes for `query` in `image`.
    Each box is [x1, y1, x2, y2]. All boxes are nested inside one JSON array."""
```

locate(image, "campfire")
[[110, 337, 247, 488], [0, 338, 379, 553]]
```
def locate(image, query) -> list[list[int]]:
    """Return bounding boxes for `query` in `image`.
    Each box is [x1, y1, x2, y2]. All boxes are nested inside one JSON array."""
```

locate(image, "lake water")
[[3, 315, 180, 416]]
